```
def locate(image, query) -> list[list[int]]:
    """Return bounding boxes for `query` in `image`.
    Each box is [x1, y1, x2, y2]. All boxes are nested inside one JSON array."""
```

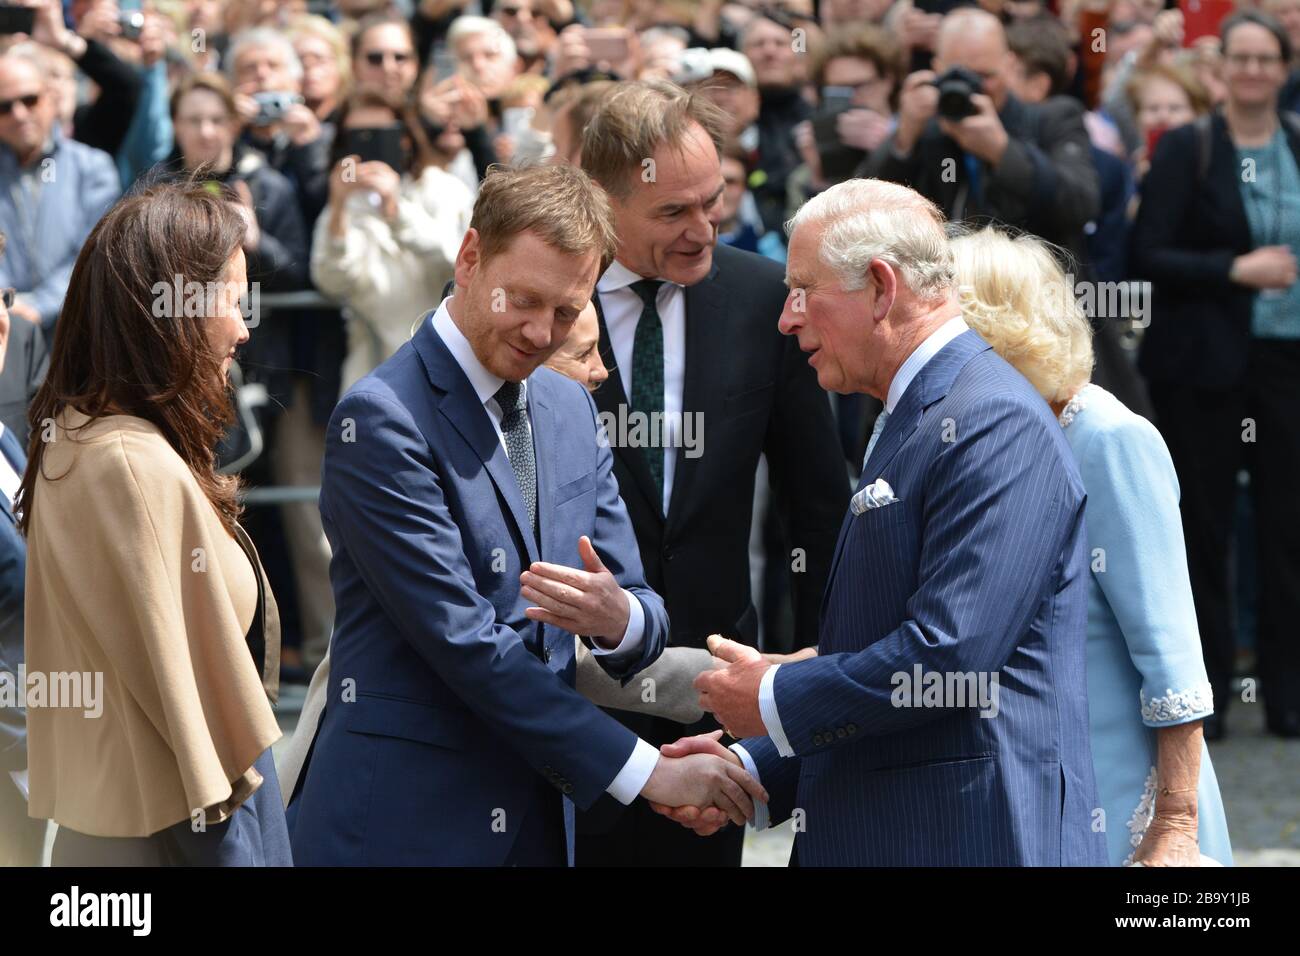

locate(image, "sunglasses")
[[1, 288, 15, 309], [0, 93, 40, 116], [364, 50, 414, 67]]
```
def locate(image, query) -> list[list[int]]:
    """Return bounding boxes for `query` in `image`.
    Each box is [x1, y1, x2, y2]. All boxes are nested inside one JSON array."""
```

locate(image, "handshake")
[[641, 729, 759, 836], [637, 635, 820, 836]]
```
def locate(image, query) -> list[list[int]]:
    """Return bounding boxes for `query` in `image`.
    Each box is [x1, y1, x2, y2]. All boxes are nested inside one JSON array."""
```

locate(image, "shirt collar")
[[596, 259, 684, 294], [885, 315, 968, 413], [430, 296, 514, 408]]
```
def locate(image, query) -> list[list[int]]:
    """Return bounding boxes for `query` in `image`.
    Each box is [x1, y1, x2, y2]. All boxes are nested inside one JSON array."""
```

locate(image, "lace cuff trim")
[[1140, 682, 1215, 724], [1123, 766, 1159, 865]]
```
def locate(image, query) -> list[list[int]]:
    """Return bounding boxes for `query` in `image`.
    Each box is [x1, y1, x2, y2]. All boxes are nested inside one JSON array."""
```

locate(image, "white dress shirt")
[[734, 315, 970, 829], [431, 299, 659, 803], [596, 260, 687, 516]]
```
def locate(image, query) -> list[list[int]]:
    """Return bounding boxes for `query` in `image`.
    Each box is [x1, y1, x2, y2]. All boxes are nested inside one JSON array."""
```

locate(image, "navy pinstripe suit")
[[742, 329, 1107, 866]]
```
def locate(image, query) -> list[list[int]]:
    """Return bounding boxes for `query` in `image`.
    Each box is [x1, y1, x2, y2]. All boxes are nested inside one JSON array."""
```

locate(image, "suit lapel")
[[592, 291, 664, 523], [666, 262, 724, 534], [414, 316, 540, 567], [529, 378, 556, 562], [819, 330, 992, 619]]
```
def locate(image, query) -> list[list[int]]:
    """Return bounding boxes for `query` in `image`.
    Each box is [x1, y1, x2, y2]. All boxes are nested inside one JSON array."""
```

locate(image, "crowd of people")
[[0, 0, 1295, 868]]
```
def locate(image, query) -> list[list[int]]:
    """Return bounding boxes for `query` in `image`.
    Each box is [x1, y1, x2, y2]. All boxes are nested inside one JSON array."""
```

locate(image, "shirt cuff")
[[759, 664, 794, 757], [730, 744, 769, 831], [605, 737, 659, 805], [587, 589, 645, 664], [9, 768, 28, 800]]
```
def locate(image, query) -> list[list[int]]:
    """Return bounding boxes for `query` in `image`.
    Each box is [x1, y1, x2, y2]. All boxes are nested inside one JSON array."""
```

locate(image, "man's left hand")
[[938, 93, 1009, 165], [522, 535, 631, 643], [694, 636, 768, 738]]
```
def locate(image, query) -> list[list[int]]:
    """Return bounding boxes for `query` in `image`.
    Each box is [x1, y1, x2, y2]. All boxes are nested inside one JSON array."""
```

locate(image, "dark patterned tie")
[[494, 380, 536, 538], [629, 279, 665, 498]]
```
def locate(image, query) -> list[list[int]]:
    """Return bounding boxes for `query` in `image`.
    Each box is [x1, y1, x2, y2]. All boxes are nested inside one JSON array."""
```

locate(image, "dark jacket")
[[0, 315, 47, 447], [1129, 112, 1300, 390], [863, 93, 1100, 264], [0, 427, 27, 774], [753, 86, 814, 238]]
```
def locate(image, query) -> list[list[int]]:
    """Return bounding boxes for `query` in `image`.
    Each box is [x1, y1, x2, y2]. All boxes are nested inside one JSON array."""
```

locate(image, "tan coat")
[[24, 410, 281, 837]]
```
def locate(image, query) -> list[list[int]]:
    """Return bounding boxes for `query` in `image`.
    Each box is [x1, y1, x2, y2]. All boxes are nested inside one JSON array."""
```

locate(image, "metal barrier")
[[235, 289, 341, 509]]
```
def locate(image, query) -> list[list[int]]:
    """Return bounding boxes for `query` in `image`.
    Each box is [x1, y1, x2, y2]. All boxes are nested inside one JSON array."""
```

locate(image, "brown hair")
[[17, 181, 247, 536], [170, 70, 240, 122], [1125, 62, 1212, 119], [811, 24, 904, 105], [580, 80, 727, 199], [1006, 16, 1073, 98], [469, 163, 617, 274]]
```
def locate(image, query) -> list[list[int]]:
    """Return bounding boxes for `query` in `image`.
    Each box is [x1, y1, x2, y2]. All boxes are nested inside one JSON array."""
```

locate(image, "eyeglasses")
[[0, 93, 41, 116], [1, 288, 15, 309], [1225, 53, 1284, 68], [364, 50, 414, 67]]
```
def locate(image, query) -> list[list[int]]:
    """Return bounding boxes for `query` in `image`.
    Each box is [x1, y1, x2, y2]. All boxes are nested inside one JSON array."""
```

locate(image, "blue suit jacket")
[[743, 331, 1107, 866], [0, 427, 27, 773], [290, 314, 668, 866]]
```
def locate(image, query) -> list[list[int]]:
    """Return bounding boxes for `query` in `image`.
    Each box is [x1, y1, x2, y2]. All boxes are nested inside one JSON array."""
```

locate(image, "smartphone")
[[0, 6, 36, 35], [585, 27, 631, 66], [1181, 0, 1234, 46], [342, 125, 406, 173]]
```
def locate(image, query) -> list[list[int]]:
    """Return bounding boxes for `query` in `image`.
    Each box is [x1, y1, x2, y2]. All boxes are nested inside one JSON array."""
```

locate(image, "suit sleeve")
[[763, 316, 852, 649], [769, 396, 1085, 754], [1076, 413, 1213, 727], [320, 389, 647, 810]]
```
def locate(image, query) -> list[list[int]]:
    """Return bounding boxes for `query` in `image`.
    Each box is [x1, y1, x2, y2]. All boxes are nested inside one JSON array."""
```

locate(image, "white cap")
[[707, 48, 757, 88]]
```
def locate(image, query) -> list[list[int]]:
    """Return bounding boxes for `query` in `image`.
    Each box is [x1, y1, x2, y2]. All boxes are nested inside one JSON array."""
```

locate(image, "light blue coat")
[[1061, 384, 1232, 865]]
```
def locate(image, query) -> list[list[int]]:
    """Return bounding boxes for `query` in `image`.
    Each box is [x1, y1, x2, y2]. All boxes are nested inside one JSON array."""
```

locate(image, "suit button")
[[836, 727, 847, 739], [562, 783, 575, 795], [812, 733, 823, 746], [846, 723, 857, 735]]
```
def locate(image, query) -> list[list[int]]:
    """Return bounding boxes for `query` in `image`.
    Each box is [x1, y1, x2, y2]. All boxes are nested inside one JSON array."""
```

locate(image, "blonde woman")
[[950, 226, 1232, 867]]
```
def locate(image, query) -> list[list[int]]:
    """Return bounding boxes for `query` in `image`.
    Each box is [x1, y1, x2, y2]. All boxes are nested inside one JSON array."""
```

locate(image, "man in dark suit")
[[0, 308, 46, 446], [0, 276, 46, 865], [574, 81, 849, 866], [658, 178, 1106, 866], [289, 164, 765, 866]]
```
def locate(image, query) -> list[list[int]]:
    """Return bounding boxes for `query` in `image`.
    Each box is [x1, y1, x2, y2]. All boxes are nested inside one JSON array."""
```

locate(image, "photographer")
[[228, 26, 332, 224], [863, 6, 1099, 264]]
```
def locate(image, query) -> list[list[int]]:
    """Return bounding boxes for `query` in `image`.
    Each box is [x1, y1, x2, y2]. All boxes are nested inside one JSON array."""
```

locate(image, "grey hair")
[[786, 179, 956, 301], [227, 28, 304, 82], [448, 15, 518, 65]]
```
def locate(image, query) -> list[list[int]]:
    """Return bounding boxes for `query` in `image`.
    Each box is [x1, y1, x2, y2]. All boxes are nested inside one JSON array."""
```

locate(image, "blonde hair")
[[949, 227, 1094, 404], [287, 14, 353, 95], [470, 163, 618, 273]]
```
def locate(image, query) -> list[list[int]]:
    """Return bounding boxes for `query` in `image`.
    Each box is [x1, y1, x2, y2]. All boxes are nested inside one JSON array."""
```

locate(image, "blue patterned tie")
[[861, 409, 890, 478], [629, 279, 665, 498], [494, 380, 536, 538]]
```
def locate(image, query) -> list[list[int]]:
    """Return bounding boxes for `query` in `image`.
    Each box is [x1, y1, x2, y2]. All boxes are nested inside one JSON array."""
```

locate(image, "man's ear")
[[867, 258, 898, 325], [453, 227, 481, 291]]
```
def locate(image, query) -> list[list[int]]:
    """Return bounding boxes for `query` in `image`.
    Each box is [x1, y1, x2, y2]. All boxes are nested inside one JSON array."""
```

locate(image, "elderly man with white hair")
[[654, 178, 1108, 866]]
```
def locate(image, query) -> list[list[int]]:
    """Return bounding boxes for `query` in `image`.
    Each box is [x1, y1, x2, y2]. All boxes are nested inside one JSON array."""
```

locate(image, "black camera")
[[932, 66, 983, 122]]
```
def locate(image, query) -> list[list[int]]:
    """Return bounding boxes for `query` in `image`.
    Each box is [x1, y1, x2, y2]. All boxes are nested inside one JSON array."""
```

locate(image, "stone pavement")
[[271, 683, 1299, 867]]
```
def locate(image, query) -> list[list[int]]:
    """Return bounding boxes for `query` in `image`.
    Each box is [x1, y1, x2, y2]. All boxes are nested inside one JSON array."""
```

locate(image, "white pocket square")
[[850, 478, 898, 515]]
